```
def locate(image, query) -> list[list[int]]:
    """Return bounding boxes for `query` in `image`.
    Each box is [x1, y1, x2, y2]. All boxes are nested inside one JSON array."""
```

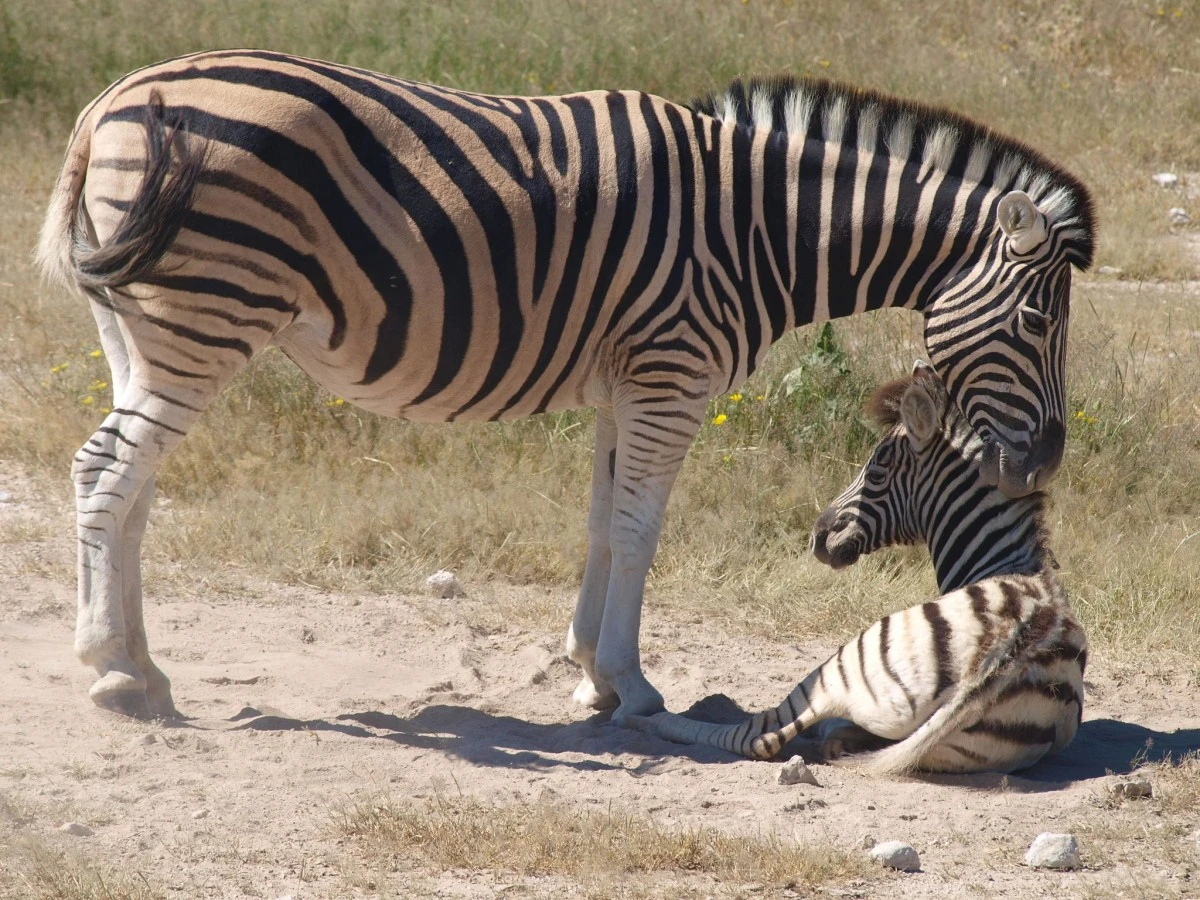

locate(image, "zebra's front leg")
[[596, 397, 702, 724], [566, 407, 620, 709]]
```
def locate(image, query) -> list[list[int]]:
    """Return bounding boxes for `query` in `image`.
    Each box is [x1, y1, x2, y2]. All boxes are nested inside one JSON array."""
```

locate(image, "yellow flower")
[[81, 396, 95, 406], [818, 59, 831, 68], [326, 397, 346, 408], [50, 363, 68, 374], [755, 393, 764, 401], [89, 349, 103, 359], [729, 392, 744, 402], [711, 413, 728, 426], [100, 407, 112, 415], [89, 380, 108, 391], [1073, 410, 1097, 425]]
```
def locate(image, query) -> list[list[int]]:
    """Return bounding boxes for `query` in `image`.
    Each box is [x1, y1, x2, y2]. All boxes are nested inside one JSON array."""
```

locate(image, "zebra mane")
[[689, 76, 1095, 270], [865, 376, 913, 430]]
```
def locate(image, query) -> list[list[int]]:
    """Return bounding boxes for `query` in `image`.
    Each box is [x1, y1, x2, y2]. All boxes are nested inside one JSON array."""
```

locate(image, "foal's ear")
[[900, 379, 940, 448]]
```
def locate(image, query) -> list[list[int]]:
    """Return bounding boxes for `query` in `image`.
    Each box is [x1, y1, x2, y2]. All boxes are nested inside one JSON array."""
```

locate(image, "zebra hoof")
[[89, 672, 151, 720], [572, 675, 619, 710]]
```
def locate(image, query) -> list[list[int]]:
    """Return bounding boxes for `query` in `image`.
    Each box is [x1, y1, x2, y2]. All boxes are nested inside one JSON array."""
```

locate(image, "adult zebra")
[[629, 365, 1086, 774], [37, 51, 1094, 722]]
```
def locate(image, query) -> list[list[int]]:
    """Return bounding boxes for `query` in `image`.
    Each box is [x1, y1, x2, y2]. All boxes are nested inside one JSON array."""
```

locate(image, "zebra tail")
[[37, 91, 205, 298], [844, 681, 998, 776]]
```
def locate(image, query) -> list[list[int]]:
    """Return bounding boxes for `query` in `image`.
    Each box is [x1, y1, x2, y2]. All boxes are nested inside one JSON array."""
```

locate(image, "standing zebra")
[[36, 51, 1094, 722], [629, 364, 1086, 774]]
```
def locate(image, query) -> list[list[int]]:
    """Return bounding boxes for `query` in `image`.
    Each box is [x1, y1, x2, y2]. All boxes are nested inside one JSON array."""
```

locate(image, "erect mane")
[[688, 75, 1095, 270], [866, 376, 913, 430]]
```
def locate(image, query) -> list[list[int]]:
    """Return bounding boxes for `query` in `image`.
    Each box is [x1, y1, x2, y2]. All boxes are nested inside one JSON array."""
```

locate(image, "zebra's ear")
[[900, 380, 940, 448], [997, 191, 1049, 255]]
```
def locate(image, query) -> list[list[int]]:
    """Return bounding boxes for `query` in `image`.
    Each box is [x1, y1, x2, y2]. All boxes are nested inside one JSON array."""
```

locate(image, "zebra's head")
[[923, 189, 1086, 498], [810, 363, 992, 573]]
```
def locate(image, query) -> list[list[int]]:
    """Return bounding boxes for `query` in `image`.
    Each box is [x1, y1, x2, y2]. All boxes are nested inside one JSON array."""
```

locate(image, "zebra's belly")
[[272, 318, 609, 423]]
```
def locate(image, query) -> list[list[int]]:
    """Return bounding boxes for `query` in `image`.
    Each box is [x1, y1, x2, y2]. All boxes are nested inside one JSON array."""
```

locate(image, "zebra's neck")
[[927, 493, 1049, 593], [695, 102, 993, 353], [922, 425, 1050, 592]]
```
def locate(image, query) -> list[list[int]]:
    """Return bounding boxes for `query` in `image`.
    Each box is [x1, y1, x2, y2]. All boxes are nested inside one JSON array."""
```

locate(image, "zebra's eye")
[[1019, 305, 1050, 339], [865, 465, 889, 487]]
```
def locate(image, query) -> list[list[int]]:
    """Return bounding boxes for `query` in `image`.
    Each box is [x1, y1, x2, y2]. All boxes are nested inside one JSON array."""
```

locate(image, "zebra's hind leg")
[[73, 386, 207, 718], [566, 407, 619, 709]]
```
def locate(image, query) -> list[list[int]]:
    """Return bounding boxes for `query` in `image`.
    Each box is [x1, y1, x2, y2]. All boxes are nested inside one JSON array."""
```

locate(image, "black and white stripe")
[[36, 52, 1093, 721], [630, 366, 1086, 774]]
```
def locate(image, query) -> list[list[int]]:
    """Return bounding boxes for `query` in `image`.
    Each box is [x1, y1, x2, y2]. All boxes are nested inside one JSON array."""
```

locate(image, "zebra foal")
[[37, 51, 1093, 721], [629, 365, 1085, 774]]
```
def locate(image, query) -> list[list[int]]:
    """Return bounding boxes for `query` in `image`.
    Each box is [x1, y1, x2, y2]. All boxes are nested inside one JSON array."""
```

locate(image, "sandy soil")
[[2, 471, 1200, 899]]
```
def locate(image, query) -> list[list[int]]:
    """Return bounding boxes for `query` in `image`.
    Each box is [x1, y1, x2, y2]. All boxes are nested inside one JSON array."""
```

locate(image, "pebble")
[[191, 808, 210, 820], [0, 491, 12, 504], [869, 840, 920, 872], [1153, 172, 1180, 188], [1110, 778, 1152, 800], [1168, 207, 1192, 225], [1025, 832, 1080, 870], [777, 758, 820, 786], [59, 822, 94, 836], [426, 570, 462, 599]]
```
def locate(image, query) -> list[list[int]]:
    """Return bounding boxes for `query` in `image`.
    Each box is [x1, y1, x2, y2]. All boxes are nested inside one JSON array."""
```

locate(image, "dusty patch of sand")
[[1, 470, 1199, 899]]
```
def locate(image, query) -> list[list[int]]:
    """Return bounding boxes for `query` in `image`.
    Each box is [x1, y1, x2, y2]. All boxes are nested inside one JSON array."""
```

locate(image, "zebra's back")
[[72, 50, 705, 422]]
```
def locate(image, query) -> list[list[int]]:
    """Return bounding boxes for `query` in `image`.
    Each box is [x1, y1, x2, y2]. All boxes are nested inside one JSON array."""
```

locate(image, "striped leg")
[[73, 390, 202, 717], [598, 395, 703, 723], [566, 407, 619, 709]]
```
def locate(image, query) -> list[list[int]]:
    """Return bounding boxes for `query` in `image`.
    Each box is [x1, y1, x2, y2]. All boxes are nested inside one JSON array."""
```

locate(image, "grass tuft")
[[339, 794, 874, 889]]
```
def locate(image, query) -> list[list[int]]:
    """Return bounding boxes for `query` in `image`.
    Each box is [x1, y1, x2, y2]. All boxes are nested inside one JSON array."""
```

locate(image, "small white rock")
[[777, 757, 820, 786], [0, 491, 13, 504], [59, 822, 94, 836], [1110, 778, 1152, 800], [1096, 265, 1123, 276], [426, 570, 462, 599], [1025, 832, 1080, 870], [191, 808, 210, 820], [1168, 207, 1191, 225], [1153, 173, 1180, 188], [869, 840, 920, 872]]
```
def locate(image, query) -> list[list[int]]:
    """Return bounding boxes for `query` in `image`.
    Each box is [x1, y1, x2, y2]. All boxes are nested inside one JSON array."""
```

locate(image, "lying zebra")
[[628, 364, 1086, 774]]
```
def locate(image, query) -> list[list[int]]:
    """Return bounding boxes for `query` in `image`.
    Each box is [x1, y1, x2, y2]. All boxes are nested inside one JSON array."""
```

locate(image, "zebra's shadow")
[[212, 699, 1200, 785], [217, 702, 734, 773]]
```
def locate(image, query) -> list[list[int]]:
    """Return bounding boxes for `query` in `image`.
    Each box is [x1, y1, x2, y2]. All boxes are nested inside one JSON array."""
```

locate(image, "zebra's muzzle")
[[810, 508, 865, 570], [980, 420, 1065, 499]]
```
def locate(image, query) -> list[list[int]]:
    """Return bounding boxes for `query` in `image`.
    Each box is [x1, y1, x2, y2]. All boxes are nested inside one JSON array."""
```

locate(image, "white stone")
[[1025, 832, 1080, 869], [1109, 778, 1152, 800], [426, 570, 462, 599], [59, 822, 94, 836], [869, 840, 920, 872], [0, 491, 12, 504], [1168, 207, 1191, 225], [777, 757, 820, 786], [191, 808, 210, 820], [1153, 172, 1180, 188]]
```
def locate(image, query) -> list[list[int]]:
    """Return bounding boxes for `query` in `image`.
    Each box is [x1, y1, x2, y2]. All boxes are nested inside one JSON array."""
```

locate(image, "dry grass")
[[0, 833, 163, 900], [338, 794, 875, 893], [0, 3, 1198, 661]]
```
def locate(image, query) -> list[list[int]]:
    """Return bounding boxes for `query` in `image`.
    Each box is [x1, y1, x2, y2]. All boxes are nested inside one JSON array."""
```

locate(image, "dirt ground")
[[2, 469, 1200, 900]]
